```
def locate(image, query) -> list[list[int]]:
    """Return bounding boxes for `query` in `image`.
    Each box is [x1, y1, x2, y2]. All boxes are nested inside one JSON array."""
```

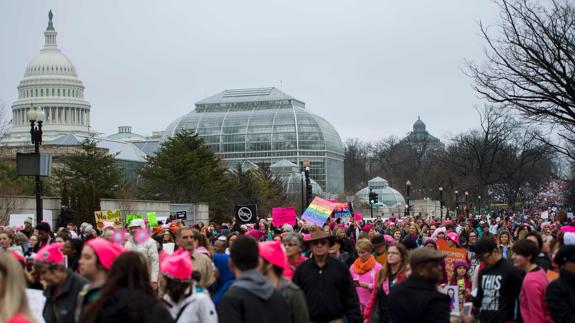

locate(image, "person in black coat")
[[388, 248, 451, 323], [80, 251, 174, 323], [545, 245, 575, 323], [217, 236, 290, 323]]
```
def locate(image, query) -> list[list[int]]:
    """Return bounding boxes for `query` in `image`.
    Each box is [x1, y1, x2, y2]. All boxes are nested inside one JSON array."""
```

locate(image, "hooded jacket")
[[162, 287, 218, 323], [217, 269, 290, 323], [211, 253, 235, 305]]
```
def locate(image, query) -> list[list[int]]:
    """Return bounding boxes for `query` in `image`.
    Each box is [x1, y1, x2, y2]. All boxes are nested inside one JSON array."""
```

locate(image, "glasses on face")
[[311, 239, 329, 246], [284, 243, 298, 247]]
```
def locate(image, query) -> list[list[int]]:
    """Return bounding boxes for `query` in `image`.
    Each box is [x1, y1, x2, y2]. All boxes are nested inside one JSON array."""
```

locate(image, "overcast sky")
[[0, 1, 500, 143]]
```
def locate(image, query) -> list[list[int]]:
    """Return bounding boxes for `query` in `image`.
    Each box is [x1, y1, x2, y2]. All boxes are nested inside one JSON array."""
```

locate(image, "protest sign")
[[353, 212, 363, 222], [333, 202, 352, 221], [272, 207, 297, 226], [541, 210, 549, 220], [235, 204, 258, 224], [441, 285, 460, 314], [26, 288, 46, 323], [9, 214, 34, 227], [302, 197, 336, 227], [437, 240, 468, 279], [94, 209, 122, 229], [147, 212, 158, 227], [126, 214, 143, 226]]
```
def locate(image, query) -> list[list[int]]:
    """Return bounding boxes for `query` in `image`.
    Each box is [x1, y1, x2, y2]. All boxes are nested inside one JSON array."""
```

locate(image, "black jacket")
[[388, 275, 451, 323], [473, 257, 522, 323], [43, 270, 88, 323], [545, 269, 575, 323], [89, 288, 174, 323], [293, 256, 362, 323], [217, 270, 290, 323]]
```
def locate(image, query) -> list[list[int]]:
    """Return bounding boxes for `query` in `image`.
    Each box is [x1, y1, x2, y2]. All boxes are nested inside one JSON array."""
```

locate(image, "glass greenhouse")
[[163, 88, 344, 193]]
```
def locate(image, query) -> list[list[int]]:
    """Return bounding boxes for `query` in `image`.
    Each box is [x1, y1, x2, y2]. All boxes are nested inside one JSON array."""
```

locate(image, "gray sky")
[[0, 1, 500, 143]]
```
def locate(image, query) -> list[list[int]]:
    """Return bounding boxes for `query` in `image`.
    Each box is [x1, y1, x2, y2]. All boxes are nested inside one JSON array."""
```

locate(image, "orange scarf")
[[353, 255, 377, 275]]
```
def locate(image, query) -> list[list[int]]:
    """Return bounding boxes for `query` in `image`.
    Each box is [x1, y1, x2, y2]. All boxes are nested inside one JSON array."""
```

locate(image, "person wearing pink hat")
[[34, 243, 88, 323], [75, 238, 124, 321], [446, 232, 460, 248], [161, 251, 218, 323], [258, 240, 311, 323]]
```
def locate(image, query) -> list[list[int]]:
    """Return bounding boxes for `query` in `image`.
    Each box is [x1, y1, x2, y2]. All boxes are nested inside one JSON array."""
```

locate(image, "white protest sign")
[[26, 288, 46, 323], [9, 214, 34, 227]]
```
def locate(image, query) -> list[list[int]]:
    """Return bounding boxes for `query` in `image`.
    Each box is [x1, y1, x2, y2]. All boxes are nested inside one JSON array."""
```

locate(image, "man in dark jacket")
[[217, 236, 290, 323], [293, 231, 362, 323], [471, 237, 522, 323], [546, 245, 575, 323], [388, 247, 451, 323], [34, 243, 88, 323]]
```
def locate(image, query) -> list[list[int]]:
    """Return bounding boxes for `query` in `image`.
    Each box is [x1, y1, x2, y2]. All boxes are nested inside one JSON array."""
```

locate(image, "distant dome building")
[[164, 87, 344, 193], [107, 126, 146, 142], [269, 159, 323, 196], [355, 177, 406, 207], [400, 117, 443, 154], [4, 11, 92, 144]]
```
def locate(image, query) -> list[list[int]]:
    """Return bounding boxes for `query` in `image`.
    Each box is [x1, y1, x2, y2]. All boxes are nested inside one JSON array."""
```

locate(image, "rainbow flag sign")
[[302, 197, 336, 227]]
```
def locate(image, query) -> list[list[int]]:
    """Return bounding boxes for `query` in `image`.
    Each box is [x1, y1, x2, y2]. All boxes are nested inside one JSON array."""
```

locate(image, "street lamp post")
[[406, 180, 411, 216], [478, 195, 482, 216], [439, 187, 443, 222], [465, 191, 469, 216], [454, 190, 459, 215], [27, 106, 45, 225]]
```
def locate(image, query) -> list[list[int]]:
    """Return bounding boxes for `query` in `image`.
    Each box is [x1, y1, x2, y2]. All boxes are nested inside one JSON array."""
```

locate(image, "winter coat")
[[162, 288, 218, 323], [519, 268, 552, 323], [349, 261, 382, 308], [388, 275, 451, 323], [89, 288, 174, 323], [278, 278, 311, 323], [363, 270, 409, 322], [217, 269, 290, 323], [211, 253, 235, 306], [293, 256, 362, 323], [42, 270, 88, 323], [545, 269, 575, 323], [124, 237, 159, 282]]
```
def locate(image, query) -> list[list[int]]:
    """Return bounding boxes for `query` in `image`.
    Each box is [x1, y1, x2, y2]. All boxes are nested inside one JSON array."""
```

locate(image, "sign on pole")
[[235, 204, 258, 224], [302, 197, 336, 227], [272, 207, 297, 226], [175, 210, 187, 220]]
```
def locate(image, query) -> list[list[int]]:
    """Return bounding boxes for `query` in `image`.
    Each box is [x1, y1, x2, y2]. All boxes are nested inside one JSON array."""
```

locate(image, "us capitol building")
[[1, 11, 345, 194]]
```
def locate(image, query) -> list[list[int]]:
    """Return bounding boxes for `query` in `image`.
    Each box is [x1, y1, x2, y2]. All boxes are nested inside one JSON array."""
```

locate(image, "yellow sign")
[[94, 209, 122, 229]]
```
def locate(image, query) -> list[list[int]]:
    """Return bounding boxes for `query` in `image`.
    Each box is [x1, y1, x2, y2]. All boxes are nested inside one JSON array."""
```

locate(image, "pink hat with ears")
[[161, 250, 193, 281], [446, 232, 459, 245], [259, 240, 287, 269], [34, 243, 65, 266], [86, 238, 124, 270]]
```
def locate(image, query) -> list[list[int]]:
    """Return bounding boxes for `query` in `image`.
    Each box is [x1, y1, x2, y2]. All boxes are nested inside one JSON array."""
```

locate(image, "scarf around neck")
[[353, 255, 377, 275]]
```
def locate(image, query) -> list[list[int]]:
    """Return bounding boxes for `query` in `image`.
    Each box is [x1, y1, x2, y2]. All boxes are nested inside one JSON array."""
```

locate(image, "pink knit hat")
[[86, 238, 124, 270], [34, 243, 65, 266], [259, 239, 287, 269], [446, 232, 459, 245], [161, 250, 193, 281]]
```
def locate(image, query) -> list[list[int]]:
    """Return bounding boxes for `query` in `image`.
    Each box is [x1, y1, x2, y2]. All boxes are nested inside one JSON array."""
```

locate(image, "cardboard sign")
[[94, 210, 122, 229], [235, 204, 258, 224], [272, 207, 297, 226], [126, 214, 143, 227], [302, 197, 336, 227], [441, 285, 460, 314], [437, 240, 468, 279], [147, 212, 158, 227]]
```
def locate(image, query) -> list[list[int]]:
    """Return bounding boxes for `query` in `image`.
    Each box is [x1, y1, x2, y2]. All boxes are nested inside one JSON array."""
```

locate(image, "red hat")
[[86, 238, 124, 270], [259, 240, 287, 269], [34, 243, 65, 266], [10, 251, 26, 268], [161, 250, 193, 281]]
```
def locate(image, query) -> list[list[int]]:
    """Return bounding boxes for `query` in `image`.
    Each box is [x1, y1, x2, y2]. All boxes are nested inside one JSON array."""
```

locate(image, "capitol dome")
[[4, 11, 91, 144], [163, 87, 344, 193]]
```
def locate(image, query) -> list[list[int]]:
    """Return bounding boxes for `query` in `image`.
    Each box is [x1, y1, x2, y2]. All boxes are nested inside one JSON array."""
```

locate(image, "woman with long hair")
[[81, 251, 174, 323], [363, 243, 410, 322], [498, 230, 513, 259], [0, 252, 35, 323]]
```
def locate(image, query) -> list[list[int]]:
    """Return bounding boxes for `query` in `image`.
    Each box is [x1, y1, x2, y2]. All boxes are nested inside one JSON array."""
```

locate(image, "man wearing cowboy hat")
[[293, 230, 361, 323]]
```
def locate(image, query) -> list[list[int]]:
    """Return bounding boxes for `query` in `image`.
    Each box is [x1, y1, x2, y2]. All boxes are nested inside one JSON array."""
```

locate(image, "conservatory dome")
[[163, 87, 344, 193], [355, 177, 406, 207]]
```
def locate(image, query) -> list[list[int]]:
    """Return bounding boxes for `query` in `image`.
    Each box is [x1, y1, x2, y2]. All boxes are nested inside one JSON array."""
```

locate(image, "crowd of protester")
[[0, 209, 574, 323]]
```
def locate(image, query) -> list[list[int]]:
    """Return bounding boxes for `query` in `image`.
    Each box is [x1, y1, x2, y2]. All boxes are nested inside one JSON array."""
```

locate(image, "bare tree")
[[469, 0, 575, 158], [0, 101, 11, 141]]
